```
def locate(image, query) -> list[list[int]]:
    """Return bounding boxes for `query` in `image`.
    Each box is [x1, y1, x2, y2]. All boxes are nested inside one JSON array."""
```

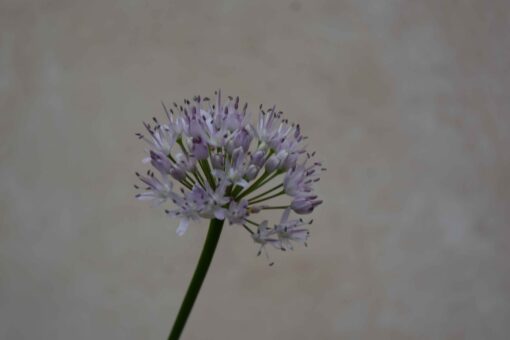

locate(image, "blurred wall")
[[1, 1, 509, 339]]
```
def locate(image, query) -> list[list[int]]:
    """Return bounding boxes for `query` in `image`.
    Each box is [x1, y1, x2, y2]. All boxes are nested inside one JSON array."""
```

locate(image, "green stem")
[[241, 224, 254, 234], [184, 175, 196, 186], [249, 190, 285, 205], [179, 176, 194, 190], [255, 171, 282, 190], [230, 184, 244, 198], [199, 159, 215, 189], [235, 171, 270, 200], [179, 180, 193, 190], [168, 219, 224, 340], [192, 169, 206, 187], [244, 218, 259, 226], [248, 183, 283, 203]]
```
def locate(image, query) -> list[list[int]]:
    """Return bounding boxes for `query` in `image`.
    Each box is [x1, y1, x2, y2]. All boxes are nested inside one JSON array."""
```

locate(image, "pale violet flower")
[[252, 221, 280, 259], [135, 170, 174, 206], [275, 208, 311, 250], [215, 147, 251, 188], [135, 91, 324, 261]]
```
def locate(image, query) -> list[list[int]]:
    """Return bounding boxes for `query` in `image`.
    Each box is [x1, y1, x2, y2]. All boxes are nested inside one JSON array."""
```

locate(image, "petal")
[[237, 179, 249, 188], [214, 208, 226, 220], [136, 192, 156, 200], [280, 207, 291, 224], [176, 219, 190, 236]]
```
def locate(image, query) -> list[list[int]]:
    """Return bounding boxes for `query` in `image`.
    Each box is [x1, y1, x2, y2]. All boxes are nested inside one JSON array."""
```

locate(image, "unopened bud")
[[265, 155, 280, 173], [245, 164, 259, 180]]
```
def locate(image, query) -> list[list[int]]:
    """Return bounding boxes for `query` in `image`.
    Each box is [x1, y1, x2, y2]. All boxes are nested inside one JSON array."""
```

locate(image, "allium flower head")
[[135, 91, 325, 259]]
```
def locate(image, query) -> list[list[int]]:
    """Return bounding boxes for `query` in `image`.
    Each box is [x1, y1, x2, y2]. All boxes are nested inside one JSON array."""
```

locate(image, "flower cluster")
[[135, 91, 324, 258]]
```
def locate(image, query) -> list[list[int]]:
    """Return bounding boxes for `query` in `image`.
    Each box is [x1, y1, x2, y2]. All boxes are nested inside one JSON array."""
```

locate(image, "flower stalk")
[[168, 218, 224, 340]]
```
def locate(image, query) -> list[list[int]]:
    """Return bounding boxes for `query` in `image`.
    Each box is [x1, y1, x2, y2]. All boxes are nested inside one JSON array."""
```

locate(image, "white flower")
[[283, 155, 324, 202], [135, 170, 174, 206], [252, 221, 280, 254], [226, 199, 249, 225], [218, 147, 250, 188], [137, 119, 177, 158], [275, 208, 310, 250]]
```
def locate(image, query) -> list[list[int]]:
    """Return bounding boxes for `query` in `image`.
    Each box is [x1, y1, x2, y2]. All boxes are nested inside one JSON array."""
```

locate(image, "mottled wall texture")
[[1, 1, 509, 339]]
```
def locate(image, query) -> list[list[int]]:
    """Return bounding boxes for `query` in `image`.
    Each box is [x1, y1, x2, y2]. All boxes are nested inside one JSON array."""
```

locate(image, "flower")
[[252, 220, 280, 261], [274, 208, 311, 250], [135, 170, 173, 206], [226, 199, 249, 225], [135, 91, 324, 260]]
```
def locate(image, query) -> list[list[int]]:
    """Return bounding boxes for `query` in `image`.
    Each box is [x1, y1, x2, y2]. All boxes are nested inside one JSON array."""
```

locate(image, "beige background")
[[1, 1, 509, 339]]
